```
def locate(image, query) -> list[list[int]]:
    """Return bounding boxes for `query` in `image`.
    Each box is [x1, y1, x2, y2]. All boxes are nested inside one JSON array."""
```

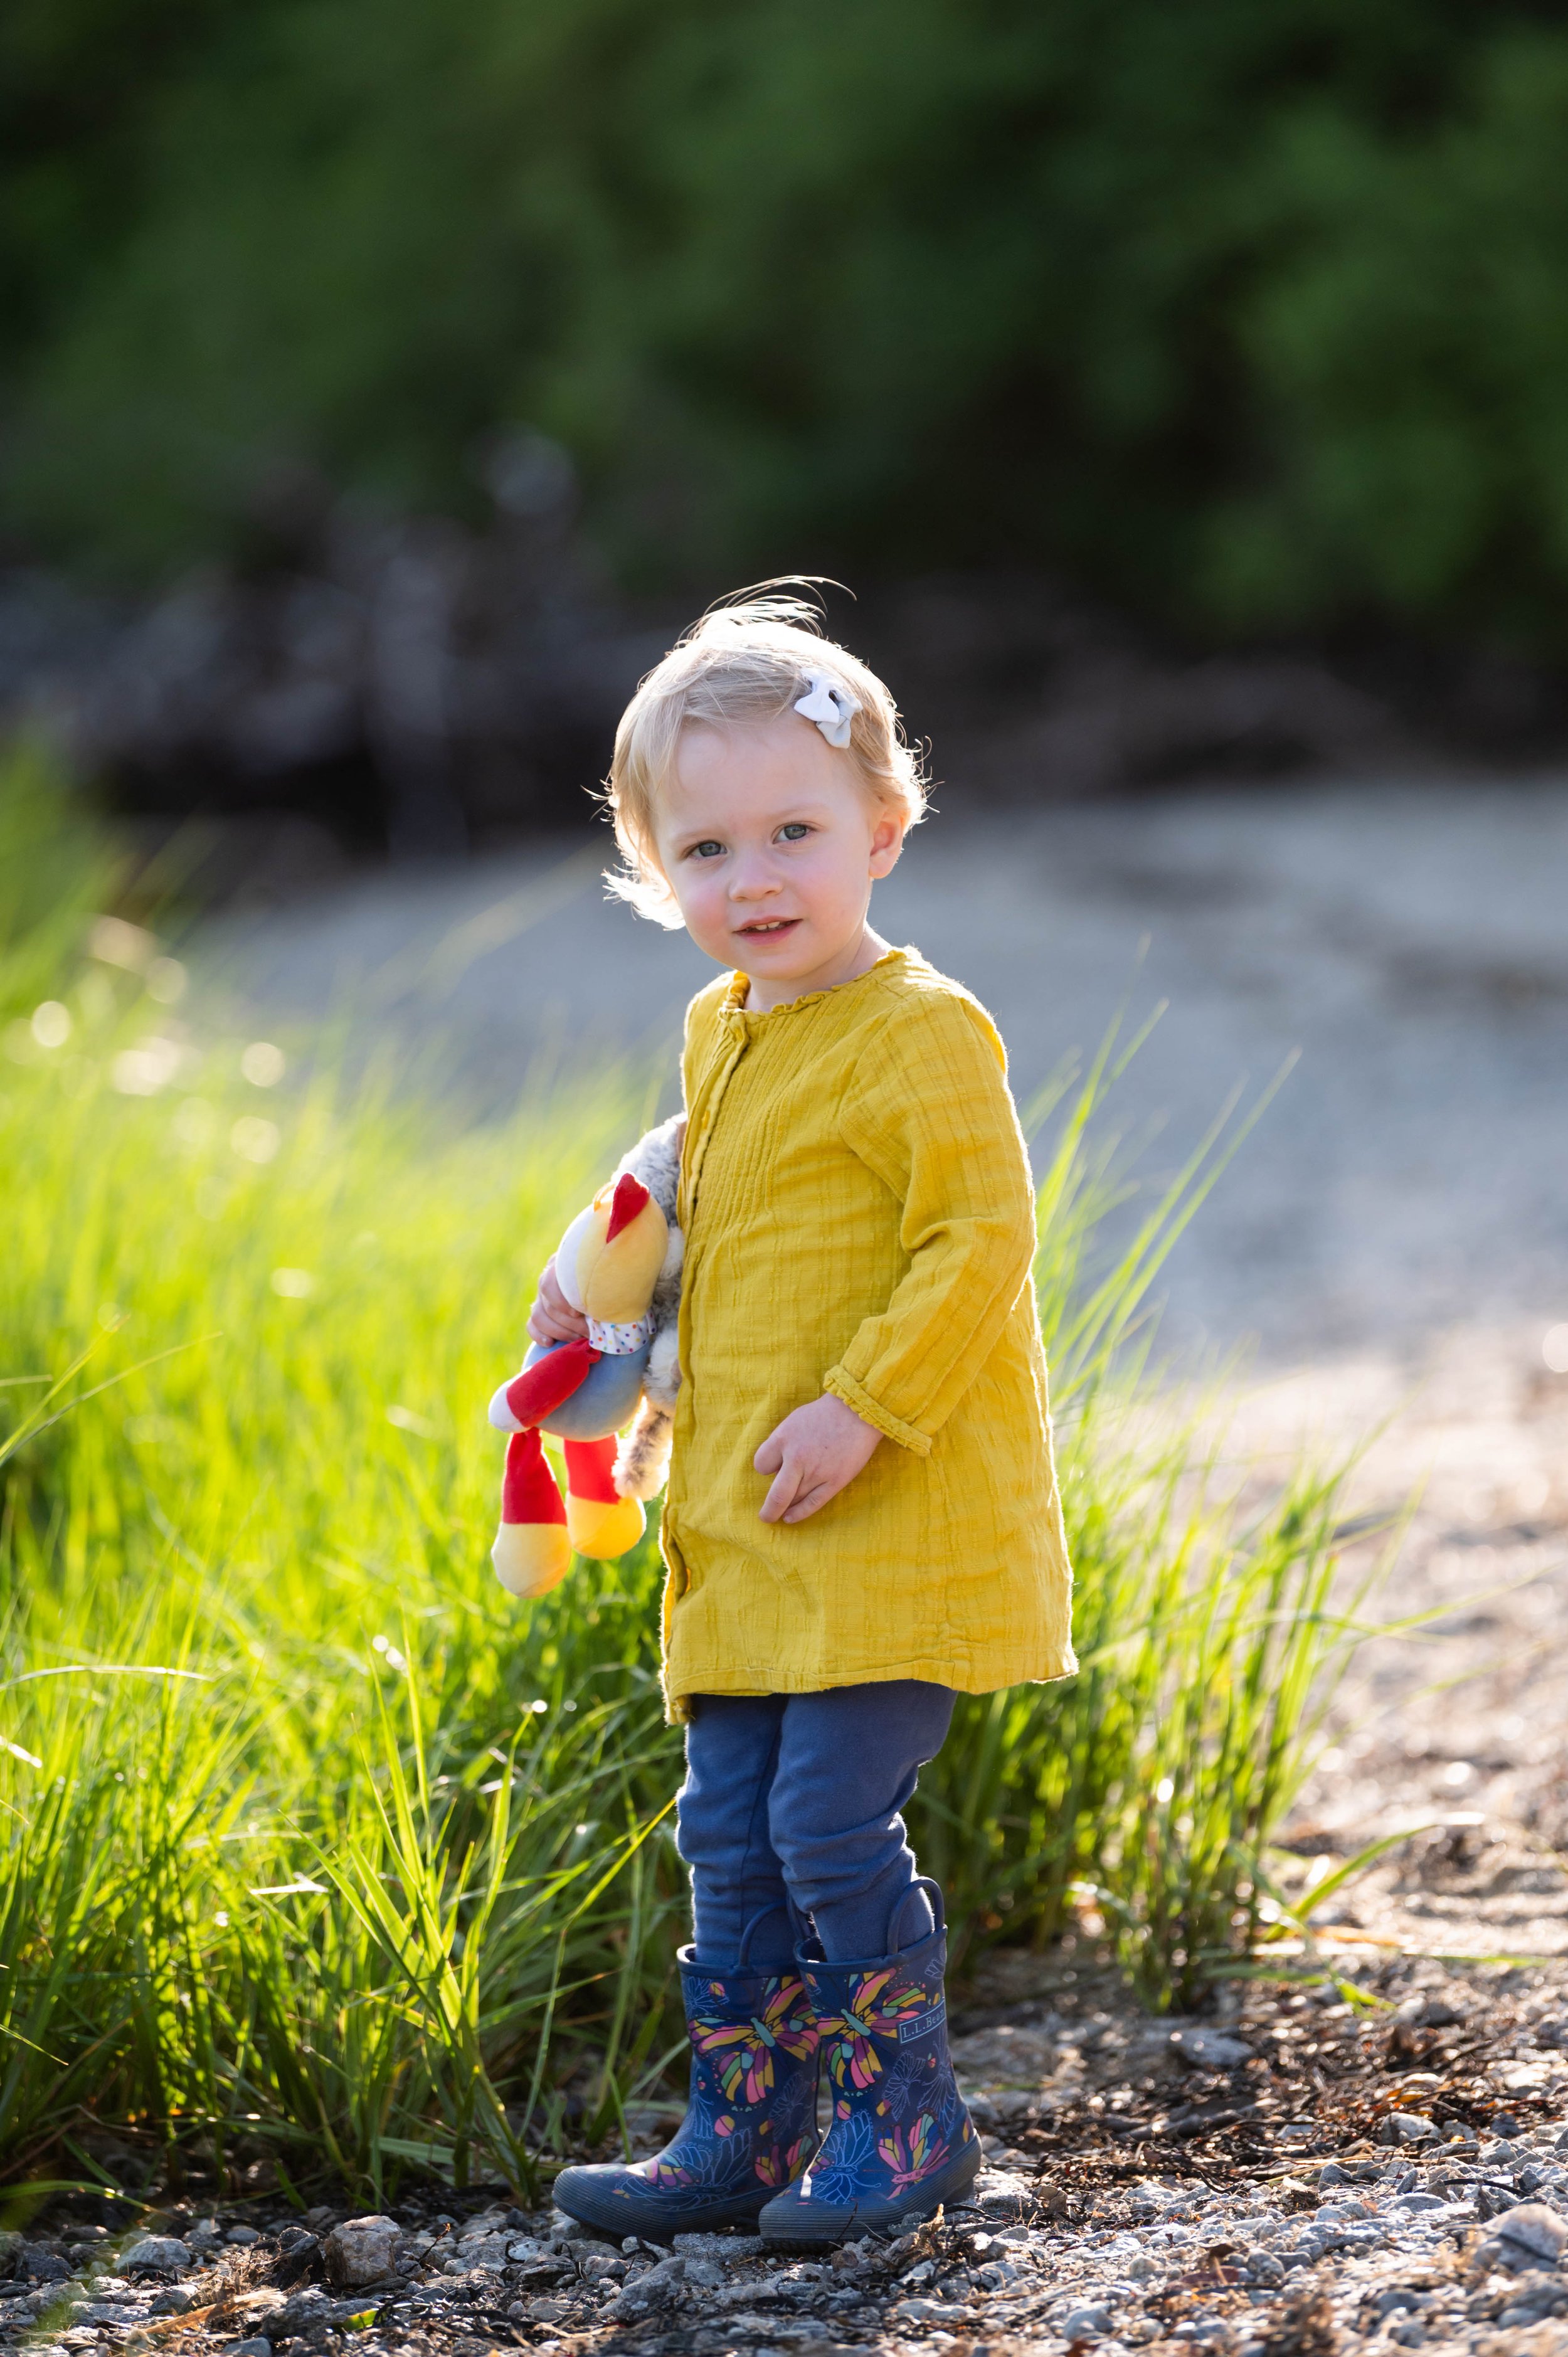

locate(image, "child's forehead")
[[660, 713, 854, 825]]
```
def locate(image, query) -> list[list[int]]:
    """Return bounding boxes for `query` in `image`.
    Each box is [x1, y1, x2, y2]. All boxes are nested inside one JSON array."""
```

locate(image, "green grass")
[[0, 761, 1367, 2206]]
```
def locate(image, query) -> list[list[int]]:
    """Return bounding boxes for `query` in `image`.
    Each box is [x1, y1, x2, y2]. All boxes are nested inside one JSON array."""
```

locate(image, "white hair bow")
[[793, 669, 861, 749]]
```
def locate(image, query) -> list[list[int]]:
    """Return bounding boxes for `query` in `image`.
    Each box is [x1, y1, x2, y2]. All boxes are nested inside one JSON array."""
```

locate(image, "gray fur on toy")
[[610, 1115, 684, 1501]]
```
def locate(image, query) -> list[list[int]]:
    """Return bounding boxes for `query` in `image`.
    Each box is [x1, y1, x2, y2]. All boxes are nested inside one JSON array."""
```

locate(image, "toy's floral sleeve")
[[822, 993, 1037, 1455]]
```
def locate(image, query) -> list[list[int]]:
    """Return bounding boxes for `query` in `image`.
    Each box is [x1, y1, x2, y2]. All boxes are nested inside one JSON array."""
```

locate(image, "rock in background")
[[11, 449, 1568, 884], [0, 437, 670, 870]]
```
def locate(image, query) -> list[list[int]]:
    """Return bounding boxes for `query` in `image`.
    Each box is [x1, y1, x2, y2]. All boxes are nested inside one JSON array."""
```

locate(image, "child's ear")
[[869, 808, 905, 880]]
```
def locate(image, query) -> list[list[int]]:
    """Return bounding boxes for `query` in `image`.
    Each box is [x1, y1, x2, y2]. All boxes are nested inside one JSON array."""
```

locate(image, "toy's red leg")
[[492, 1427, 572, 1599], [563, 1435, 645, 1560]]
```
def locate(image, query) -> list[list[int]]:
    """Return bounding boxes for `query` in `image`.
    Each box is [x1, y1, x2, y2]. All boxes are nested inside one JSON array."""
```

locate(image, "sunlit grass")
[[0, 760, 1365, 2201]]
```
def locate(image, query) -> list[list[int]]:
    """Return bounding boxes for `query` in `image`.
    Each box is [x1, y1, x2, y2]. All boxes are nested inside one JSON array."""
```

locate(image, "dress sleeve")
[[822, 990, 1038, 1454]]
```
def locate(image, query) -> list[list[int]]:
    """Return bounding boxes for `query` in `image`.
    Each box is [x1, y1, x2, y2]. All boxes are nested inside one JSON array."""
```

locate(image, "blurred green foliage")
[[6, 0, 1568, 644]]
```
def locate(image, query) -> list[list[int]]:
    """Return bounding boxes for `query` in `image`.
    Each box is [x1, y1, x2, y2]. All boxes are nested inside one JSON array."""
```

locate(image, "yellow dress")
[[659, 945, 1075, 1720]]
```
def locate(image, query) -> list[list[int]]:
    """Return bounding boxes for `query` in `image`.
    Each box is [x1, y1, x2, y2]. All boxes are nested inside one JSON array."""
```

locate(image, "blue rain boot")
[[758, 1879, 980, 2245], [551, 1915, 820, 2240]]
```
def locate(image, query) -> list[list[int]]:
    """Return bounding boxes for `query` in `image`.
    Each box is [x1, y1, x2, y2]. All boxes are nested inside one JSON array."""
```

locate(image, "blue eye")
[[686, 840, 724, 859], [778, 823, 812, 842]]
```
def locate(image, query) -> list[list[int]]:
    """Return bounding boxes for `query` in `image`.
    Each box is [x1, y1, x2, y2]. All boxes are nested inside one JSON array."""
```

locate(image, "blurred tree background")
[[6, 0, 1568, 647]]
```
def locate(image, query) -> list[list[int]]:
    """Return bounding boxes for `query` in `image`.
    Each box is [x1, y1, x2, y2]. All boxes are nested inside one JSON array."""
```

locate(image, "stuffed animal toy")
[[487, 1116, 684, 1597]]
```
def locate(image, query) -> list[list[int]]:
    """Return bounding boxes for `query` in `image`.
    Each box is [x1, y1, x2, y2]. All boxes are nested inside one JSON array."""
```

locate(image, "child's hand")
[[755, 1394, 881, 1524], [526, 1255, 590, 1345]]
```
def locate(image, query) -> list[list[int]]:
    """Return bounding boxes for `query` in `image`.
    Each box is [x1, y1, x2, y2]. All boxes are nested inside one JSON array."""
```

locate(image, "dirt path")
[[193, 778, 1568, 1364]]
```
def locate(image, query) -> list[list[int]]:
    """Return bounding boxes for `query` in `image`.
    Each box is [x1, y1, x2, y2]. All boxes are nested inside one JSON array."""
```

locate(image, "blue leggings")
[[675, 1680, 956, 1969]]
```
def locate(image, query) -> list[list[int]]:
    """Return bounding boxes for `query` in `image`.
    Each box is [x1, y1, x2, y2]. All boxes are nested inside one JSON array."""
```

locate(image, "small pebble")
[[1495, 2203, 1568, 2265], [119, 2240, 191, 2279], [1170, 2028, 1253, 2070], [322, 2217, 400, 2289], [1380, 2112, 1439, 2145]]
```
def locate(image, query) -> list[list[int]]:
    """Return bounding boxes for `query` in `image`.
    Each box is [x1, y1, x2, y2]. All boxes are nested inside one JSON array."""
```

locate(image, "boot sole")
[[552, 2166, 770, 2243], [758, 2141, 982, 2247]]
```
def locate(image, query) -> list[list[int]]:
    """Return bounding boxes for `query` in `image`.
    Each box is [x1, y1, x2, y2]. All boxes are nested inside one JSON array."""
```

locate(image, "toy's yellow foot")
[[566, 1491, 646, 1560], [492, 1520, 573, 1598]]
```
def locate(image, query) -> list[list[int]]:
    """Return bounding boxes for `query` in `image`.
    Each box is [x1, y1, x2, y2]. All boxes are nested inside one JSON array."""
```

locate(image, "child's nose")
[[728, 854, 781, 899]]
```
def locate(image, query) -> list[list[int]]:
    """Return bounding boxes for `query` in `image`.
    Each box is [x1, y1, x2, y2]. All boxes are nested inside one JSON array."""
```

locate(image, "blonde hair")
[[601, 586, 929, 926]]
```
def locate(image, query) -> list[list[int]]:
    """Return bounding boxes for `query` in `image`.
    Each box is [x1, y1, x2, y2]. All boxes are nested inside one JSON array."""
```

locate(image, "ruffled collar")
[[718, 945, 914, 1031]]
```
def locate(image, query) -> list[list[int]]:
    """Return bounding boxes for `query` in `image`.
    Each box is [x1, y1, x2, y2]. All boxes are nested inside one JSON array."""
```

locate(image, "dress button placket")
[[679, 1022, 749, 1231]]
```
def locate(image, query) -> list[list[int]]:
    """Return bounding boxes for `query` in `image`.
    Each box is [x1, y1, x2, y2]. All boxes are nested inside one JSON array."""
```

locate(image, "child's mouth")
[[736, 918, 800, 940]]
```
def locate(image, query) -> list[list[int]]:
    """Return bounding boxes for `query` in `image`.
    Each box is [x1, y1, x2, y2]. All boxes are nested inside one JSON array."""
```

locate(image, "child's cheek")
[[683, 879, 729, 953]]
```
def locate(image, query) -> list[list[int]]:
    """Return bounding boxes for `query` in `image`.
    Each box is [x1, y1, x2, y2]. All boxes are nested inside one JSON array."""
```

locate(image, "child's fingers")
[[527, 1292, 581, 1340], [538, 1264, 586, 1327], [782, 1480, 836, 1523], [758, 1454, 804, 1523], [754, 1429, 786, 1475], [527, 1302, 582, 1343], [529, 1256, 589, 1344]]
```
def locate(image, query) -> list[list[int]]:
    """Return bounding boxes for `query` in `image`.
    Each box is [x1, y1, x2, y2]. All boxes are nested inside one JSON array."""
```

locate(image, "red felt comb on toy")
[[605, 1171, 650, 1242]]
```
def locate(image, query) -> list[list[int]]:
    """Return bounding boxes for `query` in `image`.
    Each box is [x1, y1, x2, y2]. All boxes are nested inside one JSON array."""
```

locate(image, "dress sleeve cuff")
[[823, 1366, 932, 1456]]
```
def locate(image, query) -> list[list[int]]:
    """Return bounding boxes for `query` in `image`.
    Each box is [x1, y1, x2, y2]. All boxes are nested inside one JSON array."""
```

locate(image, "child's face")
[[654, 716, 904, 989]]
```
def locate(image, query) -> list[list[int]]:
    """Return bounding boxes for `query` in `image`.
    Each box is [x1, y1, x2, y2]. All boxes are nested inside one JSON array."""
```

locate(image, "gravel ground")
[[9, 1953, 1568, 2357]]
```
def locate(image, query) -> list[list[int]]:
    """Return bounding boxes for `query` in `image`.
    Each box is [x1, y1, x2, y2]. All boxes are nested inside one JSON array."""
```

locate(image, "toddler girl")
[[544, 593, 1075, 2245]]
